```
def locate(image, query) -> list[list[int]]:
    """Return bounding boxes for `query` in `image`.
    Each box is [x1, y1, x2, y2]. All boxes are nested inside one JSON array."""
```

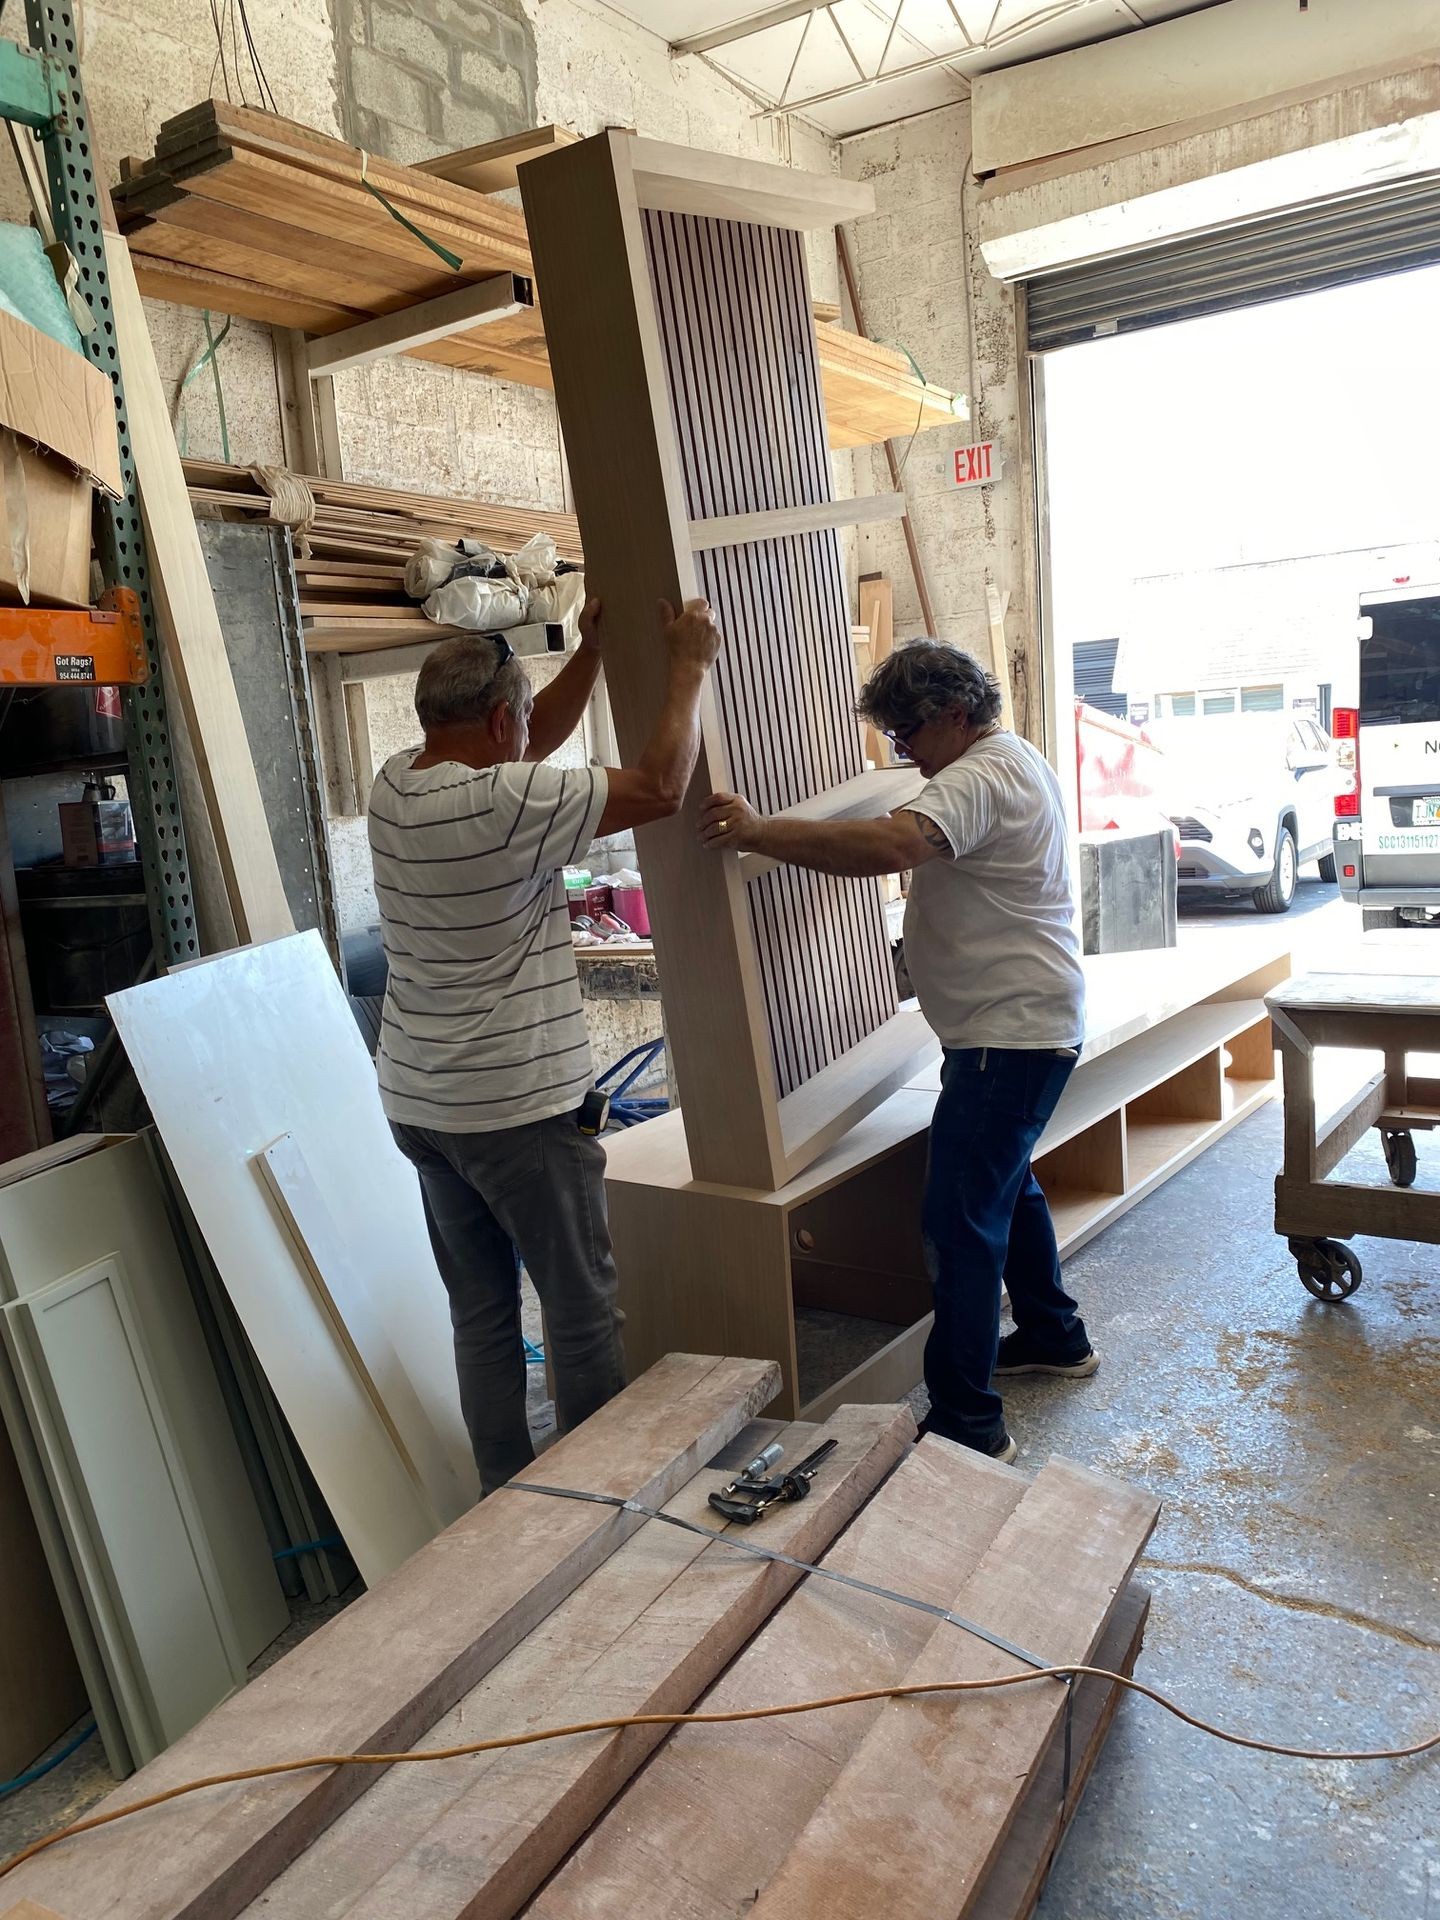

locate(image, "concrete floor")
[[4, 885, 1437, 1913]]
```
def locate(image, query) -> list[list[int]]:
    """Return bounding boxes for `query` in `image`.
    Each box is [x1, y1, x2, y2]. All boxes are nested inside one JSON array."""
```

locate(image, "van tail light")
[[1333, 707, 1360, 817]]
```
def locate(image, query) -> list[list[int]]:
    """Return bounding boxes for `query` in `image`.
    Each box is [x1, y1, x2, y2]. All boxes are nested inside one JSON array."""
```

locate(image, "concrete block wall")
[[838, 104, 1033, 738]]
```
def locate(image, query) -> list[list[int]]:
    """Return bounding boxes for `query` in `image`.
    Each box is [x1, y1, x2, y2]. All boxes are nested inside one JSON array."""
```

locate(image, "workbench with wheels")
[[1267, 972, 1440, 1299]]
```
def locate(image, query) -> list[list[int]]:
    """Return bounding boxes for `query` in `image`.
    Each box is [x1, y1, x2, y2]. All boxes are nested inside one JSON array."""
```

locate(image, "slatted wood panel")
[[644, 210, 896, 1096]]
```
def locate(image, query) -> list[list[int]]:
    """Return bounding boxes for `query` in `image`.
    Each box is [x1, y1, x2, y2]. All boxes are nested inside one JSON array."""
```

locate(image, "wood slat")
[[0, 1355, 781, 1920], [245, 1404, 912, 1920], [109, 233, 294, 947]]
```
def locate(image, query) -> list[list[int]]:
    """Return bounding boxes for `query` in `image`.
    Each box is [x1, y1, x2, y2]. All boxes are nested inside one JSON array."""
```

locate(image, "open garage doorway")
[[1040, 262, 1440, 932]]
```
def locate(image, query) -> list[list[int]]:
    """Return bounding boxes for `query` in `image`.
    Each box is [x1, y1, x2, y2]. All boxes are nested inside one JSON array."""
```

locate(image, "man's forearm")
[[749, 814, 907, 876], [637, 661, 707, 803], [526, 644, 604, 760]]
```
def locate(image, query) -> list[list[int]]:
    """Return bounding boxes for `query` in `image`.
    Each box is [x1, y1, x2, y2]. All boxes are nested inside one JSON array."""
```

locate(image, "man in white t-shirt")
[[372, 596, 721, 1494], [699, 639, 1096, 1463]]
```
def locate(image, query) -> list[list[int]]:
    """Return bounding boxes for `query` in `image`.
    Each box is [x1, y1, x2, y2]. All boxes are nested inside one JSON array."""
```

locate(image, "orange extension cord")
[[2, 1662, 1436, 1884]]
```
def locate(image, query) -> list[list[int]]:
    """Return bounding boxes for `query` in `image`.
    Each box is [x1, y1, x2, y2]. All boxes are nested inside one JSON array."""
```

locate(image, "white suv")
[[1149, 715, 1341, 914]]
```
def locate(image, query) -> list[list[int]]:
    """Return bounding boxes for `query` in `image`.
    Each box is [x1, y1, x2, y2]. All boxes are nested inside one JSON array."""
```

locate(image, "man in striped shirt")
[[371, 596, 722, 1494]]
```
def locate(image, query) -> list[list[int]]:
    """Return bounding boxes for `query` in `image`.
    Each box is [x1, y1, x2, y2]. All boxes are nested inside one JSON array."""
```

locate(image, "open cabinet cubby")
[[605, 939, 1291, 1420]]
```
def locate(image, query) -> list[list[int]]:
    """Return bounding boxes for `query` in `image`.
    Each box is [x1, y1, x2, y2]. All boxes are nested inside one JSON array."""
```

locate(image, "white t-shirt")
[[368, 751, 608, 1132], [902, 731, 1084, 1051]]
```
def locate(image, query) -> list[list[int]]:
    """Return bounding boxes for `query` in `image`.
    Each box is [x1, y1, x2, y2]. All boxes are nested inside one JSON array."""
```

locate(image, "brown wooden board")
[[0, 1356, 779, 1920], [527, 1437, 1031, 1918], [245, 1404, 913, 1920], [114, 103, 956, 450], [746, 1459, 1160, 1919]]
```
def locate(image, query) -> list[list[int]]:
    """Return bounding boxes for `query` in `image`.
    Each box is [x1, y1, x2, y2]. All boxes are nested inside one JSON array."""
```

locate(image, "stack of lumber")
[[185, 457, 582, 654], [1, 1353, 1159, 1920], [114, 101, 959, 450]]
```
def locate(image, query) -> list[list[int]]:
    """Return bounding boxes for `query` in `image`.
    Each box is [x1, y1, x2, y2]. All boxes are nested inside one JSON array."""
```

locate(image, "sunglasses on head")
[[485, 631, 515, 669]]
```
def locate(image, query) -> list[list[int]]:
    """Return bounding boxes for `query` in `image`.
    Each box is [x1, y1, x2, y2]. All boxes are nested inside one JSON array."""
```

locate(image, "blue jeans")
[[922, 1045, 1088, 1447]]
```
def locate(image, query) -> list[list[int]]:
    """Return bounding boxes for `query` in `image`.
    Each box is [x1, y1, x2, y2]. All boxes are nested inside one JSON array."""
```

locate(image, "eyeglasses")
[[883, 720, 923, 756]]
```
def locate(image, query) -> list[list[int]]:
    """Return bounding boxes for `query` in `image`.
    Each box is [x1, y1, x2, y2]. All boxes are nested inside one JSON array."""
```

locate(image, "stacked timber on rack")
[[1, 1354, 1160, 1920], [113, 101, 959, 450], [185, 458, 581, 655]]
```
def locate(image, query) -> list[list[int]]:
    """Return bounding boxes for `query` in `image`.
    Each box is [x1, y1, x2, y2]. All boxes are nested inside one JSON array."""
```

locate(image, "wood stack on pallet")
[[114, 101, 959, 451], [0, 1354, 1158, 1920], [185, 458, 581, 655]]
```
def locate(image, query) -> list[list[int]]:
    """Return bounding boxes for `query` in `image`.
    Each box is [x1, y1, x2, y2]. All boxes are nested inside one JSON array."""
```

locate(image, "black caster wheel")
[[1290, 1237, 1363, 1301], [1382, 1129, 1417, 1189]]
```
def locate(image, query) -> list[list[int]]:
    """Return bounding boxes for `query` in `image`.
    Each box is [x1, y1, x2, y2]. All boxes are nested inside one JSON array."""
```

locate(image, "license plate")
[[1413, 797, 1440, 826]]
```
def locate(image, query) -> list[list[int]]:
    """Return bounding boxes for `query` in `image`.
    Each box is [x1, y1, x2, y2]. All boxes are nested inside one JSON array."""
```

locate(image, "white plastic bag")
[[405, 536, 500, 599], [425, 574, 528, 630]]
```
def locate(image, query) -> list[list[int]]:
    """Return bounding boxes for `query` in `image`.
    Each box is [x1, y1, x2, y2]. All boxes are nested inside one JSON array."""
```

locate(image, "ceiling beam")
[[672, 0, 836, 58]]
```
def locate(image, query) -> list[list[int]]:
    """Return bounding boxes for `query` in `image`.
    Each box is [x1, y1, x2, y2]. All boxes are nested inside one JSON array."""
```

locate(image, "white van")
[[1334, 584, 1440, 929]]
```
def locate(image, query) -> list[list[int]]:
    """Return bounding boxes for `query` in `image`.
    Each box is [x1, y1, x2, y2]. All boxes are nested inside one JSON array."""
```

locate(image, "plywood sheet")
[[107, 933, 478, 1582], [2, 1258, 246, 1763]]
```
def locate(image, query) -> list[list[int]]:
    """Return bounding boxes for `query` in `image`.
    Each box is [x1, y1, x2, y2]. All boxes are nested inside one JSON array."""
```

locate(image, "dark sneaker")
[[918, 1414, 1018, 1464], [994, 1330, 1100, 1379]]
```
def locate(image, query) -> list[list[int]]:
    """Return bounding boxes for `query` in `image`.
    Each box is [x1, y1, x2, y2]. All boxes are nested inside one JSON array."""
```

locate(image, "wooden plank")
[[416, 123, 579, 192], [856, 572, 895, 769], [1315, 1070, 1388, 1179], [252, 1133, 456, 1513], [1269, 970, 1440, 1015], [746, 1459, 1159, 1920], [971, 1582, 1150, 1920], [305, 274, 528, 375], [247, 1404, 912, 1920], [688, 491, 907, 552], [527, 1436, 1028, 1920], [106, 233, 293, 947], [0, 1354, 781, 1920]]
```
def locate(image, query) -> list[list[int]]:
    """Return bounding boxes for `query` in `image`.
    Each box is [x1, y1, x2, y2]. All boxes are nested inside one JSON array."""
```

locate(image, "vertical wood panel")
[[644, 208, 897, 1096], [520, 132, 786, 1189]]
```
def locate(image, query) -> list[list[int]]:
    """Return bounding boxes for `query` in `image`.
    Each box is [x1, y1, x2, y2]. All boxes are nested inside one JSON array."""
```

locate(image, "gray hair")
[[413, 635, 531, 732], [855, 638, 1001, 734]]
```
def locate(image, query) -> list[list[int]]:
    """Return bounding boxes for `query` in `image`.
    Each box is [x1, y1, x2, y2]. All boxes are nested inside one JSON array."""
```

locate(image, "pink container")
[[612, 885, 650, 937]]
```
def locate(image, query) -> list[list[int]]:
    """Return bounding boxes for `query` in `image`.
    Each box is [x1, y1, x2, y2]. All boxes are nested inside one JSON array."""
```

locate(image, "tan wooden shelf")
[[607, 932, 1293, 1418]]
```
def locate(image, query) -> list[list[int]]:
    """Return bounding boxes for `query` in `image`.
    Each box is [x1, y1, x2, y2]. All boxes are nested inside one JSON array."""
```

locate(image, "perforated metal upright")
[[17, 0, 197, 969]]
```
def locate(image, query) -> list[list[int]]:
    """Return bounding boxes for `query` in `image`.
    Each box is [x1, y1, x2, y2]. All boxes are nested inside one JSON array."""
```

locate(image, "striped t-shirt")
[[369, 750, 608, 1132]]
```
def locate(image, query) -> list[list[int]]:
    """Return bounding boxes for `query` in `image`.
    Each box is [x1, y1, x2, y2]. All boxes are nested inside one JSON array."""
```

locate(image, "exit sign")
[[953, 441, 999, 488]]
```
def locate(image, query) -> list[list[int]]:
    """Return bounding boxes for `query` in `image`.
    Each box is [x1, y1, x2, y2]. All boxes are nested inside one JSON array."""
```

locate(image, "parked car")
[[1146, 714, 1342, 913], [1335, 584, 1440, 929]]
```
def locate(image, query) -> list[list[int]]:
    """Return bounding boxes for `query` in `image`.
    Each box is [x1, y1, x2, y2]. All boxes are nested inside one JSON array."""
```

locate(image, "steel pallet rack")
[[2, 1, 195, 975]]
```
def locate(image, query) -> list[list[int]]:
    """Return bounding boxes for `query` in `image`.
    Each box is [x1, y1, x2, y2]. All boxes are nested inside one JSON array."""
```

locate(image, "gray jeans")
[[392, 1113, 627, 1496]]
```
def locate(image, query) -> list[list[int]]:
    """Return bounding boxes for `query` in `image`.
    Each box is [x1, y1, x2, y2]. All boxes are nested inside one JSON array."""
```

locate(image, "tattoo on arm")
[[909, 811, 953, 857]]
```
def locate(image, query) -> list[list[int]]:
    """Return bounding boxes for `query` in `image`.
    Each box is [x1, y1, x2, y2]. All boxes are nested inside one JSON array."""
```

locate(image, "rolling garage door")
[[1026, 173, 1440, 352]]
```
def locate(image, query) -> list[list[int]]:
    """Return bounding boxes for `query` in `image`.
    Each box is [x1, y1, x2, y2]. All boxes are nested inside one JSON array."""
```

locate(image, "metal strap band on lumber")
[[501, 1480, 1067, 1678]]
